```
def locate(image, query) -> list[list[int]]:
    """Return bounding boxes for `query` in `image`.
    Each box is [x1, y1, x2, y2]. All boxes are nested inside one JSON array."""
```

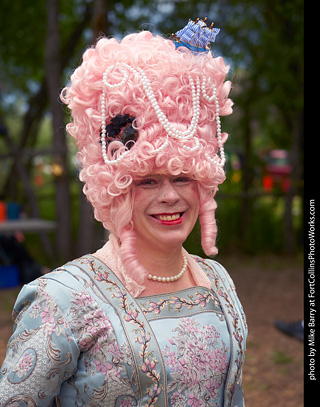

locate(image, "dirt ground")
[[0, 254, 304, 407], [221, 254, 304, 407]]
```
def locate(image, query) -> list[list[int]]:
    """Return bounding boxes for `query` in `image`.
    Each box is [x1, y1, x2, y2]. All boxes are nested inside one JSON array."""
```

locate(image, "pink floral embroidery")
[[87, 257, 162, 407], [194, 257, 246, 406], [119, 398, 136, 407], [29, 279, 69, 337], [171, 392, 188, 406], [122, 304, 161, 406], [162, 317, 229, 406], [142, 291, 214, 317], [40, 306, 55, 324], [13, 352, 34, 378], [188, 393, 205, 407]]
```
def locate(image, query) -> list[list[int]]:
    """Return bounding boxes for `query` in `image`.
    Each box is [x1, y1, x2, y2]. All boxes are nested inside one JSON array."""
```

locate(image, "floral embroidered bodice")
[[0, 255, 247, 407], [136, 287, 230, 406]]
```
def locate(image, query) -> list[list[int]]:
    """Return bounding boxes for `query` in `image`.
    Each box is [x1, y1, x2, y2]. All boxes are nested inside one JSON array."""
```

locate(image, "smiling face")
[[132, 173, 200, 254]]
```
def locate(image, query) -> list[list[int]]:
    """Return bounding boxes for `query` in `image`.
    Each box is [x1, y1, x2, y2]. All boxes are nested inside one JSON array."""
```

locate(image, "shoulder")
[[191, 255, 247, 327], [206, 259, 237, 290], [0, 262, 93, 401], [11, 256, 121, 352], [13, 256, 96, 324], [191, 255, 235, 288]]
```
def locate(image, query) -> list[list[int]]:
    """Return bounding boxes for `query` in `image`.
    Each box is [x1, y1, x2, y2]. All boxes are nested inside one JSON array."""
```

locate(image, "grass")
[[270, 350, 293, 365]]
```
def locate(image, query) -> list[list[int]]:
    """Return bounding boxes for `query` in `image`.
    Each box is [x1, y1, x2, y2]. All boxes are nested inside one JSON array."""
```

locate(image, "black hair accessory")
[[101, 114, 138, 150]]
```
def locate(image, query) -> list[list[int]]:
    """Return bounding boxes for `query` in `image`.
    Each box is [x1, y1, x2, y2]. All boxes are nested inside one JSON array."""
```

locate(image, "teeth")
[[157, 213, 181, 221]]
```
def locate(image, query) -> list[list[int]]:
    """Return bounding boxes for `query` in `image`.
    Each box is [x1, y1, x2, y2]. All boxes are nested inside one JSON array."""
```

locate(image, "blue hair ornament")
[[173, 18, 220, 53]]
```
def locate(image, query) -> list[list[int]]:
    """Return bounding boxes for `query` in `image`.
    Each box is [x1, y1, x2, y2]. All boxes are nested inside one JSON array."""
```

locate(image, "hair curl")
[[61, 30, 233, 280]]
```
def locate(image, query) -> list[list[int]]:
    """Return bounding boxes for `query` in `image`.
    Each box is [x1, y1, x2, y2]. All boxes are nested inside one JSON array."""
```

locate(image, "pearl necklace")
[[148, 253, 188, 283], [101, 62, 225, 167]]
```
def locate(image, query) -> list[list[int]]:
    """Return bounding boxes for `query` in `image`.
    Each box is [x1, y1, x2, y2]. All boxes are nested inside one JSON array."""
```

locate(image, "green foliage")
[[0, 0, 47, 94], [184, 193, 302, 256], [0, 0, 304, 259]]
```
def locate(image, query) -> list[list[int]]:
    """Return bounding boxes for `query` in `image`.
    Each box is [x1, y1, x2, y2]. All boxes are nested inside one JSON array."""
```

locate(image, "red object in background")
[[0, 201, 7, 222], [262, 175, 273, 193], [263, 149, 291, 193]]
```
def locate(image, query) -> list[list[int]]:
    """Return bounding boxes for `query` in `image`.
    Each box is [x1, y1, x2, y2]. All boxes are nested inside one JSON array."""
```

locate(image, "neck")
[[135, 242, 184, 278]]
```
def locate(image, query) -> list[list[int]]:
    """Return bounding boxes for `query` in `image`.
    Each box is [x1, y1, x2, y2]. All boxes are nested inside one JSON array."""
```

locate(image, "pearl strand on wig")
[[100, 62, 225, 166], [100, 68, 131, 164], [137, 66, 201, 140], [202, 76, 226, 167]]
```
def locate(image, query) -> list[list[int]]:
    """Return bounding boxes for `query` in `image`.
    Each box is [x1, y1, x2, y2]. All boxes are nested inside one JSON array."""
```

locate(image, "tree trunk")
[[3, 82, 48, 200], [0, 119, 53, 256], [3, 3, 93, 201], [45, 0, 71, 262], [92, 0, 109, 40], [75, 0, 110, 256]]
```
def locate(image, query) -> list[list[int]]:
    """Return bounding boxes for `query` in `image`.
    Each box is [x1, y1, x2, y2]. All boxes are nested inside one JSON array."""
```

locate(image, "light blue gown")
[[0, 255, 247, 406]]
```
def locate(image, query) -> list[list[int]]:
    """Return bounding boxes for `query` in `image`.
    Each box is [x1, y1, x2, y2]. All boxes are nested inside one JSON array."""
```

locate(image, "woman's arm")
[[0, 278, 80, 406]]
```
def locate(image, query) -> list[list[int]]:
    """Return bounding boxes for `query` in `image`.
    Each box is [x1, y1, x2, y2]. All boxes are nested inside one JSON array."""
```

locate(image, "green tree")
[[0, 0, 304, 260]]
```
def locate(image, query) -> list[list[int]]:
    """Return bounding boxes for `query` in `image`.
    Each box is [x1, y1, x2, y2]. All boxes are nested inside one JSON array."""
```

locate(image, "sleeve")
[[0, 277, 80, 406]]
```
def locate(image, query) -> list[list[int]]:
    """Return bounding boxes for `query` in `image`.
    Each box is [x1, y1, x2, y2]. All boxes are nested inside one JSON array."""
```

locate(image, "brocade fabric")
[[0, 255, 247, 407]]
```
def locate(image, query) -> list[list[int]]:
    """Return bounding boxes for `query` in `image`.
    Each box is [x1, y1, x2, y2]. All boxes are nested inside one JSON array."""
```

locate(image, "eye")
[[173, 176, 192, 184], [136, 178, 159, 187]]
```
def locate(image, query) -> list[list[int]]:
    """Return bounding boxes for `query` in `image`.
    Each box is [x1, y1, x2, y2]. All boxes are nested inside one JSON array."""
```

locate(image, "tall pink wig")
[[61, 30, 233, 284]]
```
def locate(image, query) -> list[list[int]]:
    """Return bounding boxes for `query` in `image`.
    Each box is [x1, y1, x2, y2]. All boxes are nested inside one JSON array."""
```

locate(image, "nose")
[[157, 179, 180, 205]]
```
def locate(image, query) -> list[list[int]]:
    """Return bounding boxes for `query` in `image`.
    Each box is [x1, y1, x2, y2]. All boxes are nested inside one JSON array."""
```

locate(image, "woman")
[[0, 20, 247, 406]]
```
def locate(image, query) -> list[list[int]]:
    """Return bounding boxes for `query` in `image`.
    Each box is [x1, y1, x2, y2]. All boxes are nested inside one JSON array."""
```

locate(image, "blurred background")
[[0, 0, 304, 406]]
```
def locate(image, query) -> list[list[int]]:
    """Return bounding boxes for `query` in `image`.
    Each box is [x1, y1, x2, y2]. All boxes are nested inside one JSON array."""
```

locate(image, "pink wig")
[[61, 31, 233, 283]]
